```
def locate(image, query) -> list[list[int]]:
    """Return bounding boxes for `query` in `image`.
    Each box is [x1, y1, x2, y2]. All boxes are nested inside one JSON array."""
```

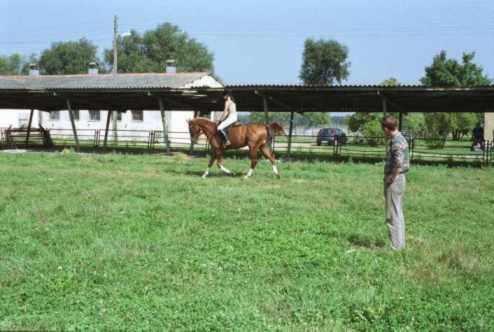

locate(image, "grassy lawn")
[[1, 152, 493, 331]]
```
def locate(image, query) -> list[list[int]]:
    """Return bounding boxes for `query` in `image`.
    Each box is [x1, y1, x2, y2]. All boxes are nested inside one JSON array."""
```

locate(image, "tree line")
[[0, 23, 214, 75]]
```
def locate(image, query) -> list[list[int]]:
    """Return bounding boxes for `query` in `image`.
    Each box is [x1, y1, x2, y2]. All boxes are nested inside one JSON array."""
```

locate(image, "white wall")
[[0, 109, 41, 128], [39, 109, 196, 144]]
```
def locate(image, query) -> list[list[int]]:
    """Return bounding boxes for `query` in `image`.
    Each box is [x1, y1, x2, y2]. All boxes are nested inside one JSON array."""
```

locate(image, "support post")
[[158, 97, 170, 153], [399, 112, 404, 131], [382, 96, 388, 115], [112, 111, 118, 145], [66, 99, 80, 151], [263, 96, 269, 124], [104, 110, 112, 147], [38, 110, 43, 128], [287, 111, 294, 159], [189, 111, 199, 153], [25, 109, 34, 145], [485, 112, 494, 142]]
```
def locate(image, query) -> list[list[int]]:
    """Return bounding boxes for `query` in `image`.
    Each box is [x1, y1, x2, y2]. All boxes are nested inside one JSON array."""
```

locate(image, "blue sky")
[[1, 0, 493, 85]]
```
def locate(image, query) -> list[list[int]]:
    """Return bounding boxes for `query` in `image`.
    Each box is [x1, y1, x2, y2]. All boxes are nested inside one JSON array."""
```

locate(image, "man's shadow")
[[347, 234, 386, 249]]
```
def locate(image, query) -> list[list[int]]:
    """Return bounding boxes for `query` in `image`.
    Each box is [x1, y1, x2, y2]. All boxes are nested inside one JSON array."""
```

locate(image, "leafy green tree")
[[37, 38, 99, 74], [348, 112, 378, 133], [0, 53, 23, 74], [299, 39, 350, 85], [405, 113, 426, 136], [20, 54, 39, 75], [105, 23, 214, 73], [348, 78, 400, 138], [421, 51, 491, 87], [421, 51, 491, 140], [249, 112, 330, 127], [381, 77, 399, 86]]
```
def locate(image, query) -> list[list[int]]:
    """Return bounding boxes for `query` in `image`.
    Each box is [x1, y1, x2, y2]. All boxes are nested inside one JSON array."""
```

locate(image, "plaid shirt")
[[385, 132, 410, 175]]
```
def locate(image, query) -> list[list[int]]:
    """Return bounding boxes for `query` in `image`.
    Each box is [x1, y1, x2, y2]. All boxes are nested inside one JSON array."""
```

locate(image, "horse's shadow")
[[183, 170, 245, 178]]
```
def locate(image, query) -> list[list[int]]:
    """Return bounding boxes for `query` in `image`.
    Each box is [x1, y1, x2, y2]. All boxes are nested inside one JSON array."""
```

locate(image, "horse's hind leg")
[[202, 155, 216, 179], [245, 144, 260, 179], [261, 145, 280, 178]]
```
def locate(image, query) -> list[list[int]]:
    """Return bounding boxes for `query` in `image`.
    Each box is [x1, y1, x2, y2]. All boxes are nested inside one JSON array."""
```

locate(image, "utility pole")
[[112, 15, 118, 74]]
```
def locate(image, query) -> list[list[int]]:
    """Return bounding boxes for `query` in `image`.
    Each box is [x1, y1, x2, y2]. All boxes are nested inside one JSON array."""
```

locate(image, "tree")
[[38, 38, 99, 74], [249, 112, 330, 127], [299, 39, 350, 85], [421, 51, 491, 87], [20, 54, 39, 75], [381, 77, 399, 86], [105, 23, 214, 73], [421, 51, 491, 140], [0, 53, 23, 74], [347, 78, 401, 143]]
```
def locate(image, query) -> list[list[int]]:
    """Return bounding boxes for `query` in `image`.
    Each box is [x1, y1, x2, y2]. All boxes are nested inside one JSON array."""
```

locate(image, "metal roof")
[[196, 85, 494, 113], [0, 78, 493, 112], [0, 72, 211, 91]]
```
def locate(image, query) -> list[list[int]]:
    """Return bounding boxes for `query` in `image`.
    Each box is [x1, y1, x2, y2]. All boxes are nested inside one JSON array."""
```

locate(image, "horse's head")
[[187, 119, 202, 144]]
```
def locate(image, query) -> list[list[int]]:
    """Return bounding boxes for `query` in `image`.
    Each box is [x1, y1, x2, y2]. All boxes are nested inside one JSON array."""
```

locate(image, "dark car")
[[317, 128, 347, 146]]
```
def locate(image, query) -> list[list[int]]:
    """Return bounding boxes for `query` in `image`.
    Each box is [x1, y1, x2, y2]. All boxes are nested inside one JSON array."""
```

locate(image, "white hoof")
[[244, 169, 254, 179]]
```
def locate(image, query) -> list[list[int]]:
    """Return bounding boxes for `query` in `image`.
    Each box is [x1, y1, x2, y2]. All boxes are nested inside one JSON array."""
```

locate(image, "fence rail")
[[0, 127, 492, 165]]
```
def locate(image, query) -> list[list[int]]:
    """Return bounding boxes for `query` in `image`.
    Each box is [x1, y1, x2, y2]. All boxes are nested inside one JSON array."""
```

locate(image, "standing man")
[[382, 115, 410, 250]]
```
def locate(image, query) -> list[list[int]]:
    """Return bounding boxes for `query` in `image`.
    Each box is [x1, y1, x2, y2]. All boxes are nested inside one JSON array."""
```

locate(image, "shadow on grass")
[[347, 234, 386, 249], [182, 170, 246, 178]]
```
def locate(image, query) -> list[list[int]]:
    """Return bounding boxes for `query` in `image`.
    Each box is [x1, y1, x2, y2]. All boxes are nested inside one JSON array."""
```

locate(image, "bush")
[[362, 119, 385, 146]]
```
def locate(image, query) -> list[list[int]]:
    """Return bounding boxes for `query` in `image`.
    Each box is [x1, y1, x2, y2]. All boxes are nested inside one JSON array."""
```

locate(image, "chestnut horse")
[[187, 118, 285, 179]]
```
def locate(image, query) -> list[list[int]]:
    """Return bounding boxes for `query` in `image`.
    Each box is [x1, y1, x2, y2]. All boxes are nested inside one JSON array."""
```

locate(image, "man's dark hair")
[[381, 115, 399, 131]]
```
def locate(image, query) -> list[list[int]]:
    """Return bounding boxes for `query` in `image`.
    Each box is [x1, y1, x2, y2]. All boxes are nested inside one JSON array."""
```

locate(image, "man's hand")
[[385, 175, 395, 186]]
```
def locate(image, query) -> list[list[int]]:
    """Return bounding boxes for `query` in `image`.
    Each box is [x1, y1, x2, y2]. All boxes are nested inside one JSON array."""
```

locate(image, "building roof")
[[0, 77, 493, 112], [0, 72, 212, 91], [196, 85, 494, 113]]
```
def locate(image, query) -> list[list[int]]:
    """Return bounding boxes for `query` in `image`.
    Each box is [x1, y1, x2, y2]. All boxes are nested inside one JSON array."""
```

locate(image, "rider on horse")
[[217, 92, 238, 146]]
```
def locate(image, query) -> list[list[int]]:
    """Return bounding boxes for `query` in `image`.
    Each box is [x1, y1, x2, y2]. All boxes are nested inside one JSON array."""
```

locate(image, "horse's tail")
[[266, 122, 286, 148]]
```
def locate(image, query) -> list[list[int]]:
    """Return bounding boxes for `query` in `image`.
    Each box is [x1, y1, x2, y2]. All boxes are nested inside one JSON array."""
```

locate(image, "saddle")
[[219, 122, 242, 145], [220, 121, 242, 135]]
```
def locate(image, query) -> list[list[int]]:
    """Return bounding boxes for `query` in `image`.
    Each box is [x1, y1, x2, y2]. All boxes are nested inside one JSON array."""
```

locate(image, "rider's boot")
[[220, 129, 231, 146]]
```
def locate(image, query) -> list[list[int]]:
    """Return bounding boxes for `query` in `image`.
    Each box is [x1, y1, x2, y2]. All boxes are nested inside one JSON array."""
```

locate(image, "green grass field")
[[1, 152, 493, 331]]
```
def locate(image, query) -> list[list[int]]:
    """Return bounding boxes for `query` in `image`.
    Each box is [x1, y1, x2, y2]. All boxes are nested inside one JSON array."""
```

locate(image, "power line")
[[2, 28, 494, 46]]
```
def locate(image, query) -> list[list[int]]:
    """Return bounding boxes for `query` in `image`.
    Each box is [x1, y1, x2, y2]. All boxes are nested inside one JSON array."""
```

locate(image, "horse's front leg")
[[217, 157, 233, 176], [202, 155, 216, 179]]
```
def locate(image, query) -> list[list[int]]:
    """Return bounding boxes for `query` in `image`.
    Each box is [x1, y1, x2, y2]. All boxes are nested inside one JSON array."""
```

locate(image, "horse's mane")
[[191, 117, 215, 126], [190, 117, 217, 137]]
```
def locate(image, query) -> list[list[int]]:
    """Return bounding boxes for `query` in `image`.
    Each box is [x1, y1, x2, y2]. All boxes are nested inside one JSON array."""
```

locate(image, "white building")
[[0, 64, 223, 146]]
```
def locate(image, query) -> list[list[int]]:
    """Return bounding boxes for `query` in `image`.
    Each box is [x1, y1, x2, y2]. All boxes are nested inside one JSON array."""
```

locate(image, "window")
[[112, 111, 123, 121], [72, 110, 80, 121], [131, 110, 144, 121], [89, 110, 100, 121], [50, 111, 60, 120]]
